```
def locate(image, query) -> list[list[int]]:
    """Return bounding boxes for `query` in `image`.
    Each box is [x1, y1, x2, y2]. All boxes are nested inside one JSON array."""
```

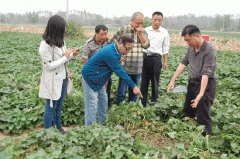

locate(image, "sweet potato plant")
[[0, 31, 239, 158]]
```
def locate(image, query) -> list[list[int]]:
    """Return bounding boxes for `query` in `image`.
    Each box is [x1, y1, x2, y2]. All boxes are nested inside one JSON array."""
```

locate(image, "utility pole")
[[66, 0, 69, 21], [223, 15, 225, 31]]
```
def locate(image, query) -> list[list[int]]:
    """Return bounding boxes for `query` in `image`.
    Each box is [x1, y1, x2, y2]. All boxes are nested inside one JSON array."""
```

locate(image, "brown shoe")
[[59, 128, 67, 135]]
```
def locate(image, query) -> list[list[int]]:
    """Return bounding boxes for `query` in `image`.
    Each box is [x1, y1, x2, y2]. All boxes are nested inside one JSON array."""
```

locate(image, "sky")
[[0, 0, 239, 18]]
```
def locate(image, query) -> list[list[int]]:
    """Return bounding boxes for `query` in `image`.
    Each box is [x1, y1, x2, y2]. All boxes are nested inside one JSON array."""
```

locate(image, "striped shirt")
[[110, 25, 150, 74]]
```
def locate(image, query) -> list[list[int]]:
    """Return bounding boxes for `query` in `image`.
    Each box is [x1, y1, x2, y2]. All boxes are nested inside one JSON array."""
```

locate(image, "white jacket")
[[39, 40, 74, 107]]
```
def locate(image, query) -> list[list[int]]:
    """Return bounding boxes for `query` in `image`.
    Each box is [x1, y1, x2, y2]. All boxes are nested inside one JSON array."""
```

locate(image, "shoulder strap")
[[51, 46, 54, 61]]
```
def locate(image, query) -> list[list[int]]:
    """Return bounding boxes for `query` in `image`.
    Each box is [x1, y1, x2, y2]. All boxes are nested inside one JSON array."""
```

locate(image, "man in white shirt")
[[141, 11, 169, 107]]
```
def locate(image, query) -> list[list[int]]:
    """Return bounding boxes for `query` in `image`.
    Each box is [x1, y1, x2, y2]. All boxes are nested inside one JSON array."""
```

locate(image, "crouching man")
[[82, 35, 142, 127]]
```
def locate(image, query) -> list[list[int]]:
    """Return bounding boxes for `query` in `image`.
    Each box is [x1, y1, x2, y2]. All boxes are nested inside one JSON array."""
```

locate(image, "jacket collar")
[[93, 36, 108, 45]]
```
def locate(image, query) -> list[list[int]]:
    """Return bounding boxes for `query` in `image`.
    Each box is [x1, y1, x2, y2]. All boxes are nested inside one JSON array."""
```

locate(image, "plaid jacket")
[[110, 25, 150, 74]]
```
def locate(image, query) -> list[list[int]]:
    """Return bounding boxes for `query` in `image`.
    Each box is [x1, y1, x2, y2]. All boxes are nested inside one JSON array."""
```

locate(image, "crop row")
[[0, 31, 239, 158]]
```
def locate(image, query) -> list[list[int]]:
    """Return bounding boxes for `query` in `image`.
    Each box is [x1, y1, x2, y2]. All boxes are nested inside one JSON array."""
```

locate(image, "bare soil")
[[1, 24, 239, 52], [169, 34, 240, 52]]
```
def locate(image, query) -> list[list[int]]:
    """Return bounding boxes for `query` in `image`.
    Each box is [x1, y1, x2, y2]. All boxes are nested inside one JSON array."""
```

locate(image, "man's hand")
[[73, 48, 80, 57], [136, 27, 143, 35], [191, 94, 203, 108], [105, 81, 108, 92], [65, 48, 72, 59], [163, 63, 168, 71], [167, 81, 175, 93], [133, 86, 143, 98], [119, 55, 124, 63]]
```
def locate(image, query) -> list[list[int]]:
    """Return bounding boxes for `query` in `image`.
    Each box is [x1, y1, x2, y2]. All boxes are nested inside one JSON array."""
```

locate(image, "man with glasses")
[[82, 35, 142, 127], [141, 11, 169, 107], [110, 12, 150, 106]]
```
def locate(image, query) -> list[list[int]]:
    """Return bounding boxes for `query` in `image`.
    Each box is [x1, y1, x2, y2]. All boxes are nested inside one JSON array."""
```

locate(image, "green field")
[[0, 31, 239, 158]]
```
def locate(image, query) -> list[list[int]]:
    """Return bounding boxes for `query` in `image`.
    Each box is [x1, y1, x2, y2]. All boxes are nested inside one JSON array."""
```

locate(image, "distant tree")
[[113, 16, 122, 27], [238, 19, 240, 31], [214, 14, 223, 31], [65, 20, 84, 38], [115, 20, 121, 27], [57, 11, 66, 20], [96, 19, 104, 25], [27, 12, 39, 24], [8, 13, 15, 23], [224, 15, 231, 32], [0, 11, 239, 32], [0, 14, 6, 23], [163, 18, 168, 28], [143, 20, 152, 28]]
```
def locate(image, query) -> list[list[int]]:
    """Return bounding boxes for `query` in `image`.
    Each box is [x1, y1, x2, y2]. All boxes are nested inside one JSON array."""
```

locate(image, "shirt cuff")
[[129, 83, 136, 89], [142, 40, 150, 49], [81, 55, 88, 59], [201, 69, 212, 77], [181, 58, 188, 66], [68, 53, 74, 61], [181, 61, 188, 66]]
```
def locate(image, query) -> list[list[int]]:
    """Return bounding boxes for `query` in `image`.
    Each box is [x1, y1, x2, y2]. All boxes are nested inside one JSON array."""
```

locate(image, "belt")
[[189, 77, 215, 81], [145, 53, 161, 56], [190, 77, 201, 80]]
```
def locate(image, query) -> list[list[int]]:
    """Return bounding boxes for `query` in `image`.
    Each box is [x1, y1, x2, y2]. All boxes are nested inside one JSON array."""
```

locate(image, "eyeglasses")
[[124, 45, 131, 51]]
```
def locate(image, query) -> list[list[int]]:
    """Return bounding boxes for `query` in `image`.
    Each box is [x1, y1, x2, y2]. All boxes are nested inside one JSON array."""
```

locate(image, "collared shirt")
[[81, 36, 108, 60], [81, 43, 136, 92], [110, 25, 150, 74], [143, 26, 169, 56], [181, 39, 217, 78]]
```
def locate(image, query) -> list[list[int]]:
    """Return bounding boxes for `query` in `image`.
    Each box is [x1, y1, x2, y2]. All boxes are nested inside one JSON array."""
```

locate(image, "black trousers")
[[183, 77, 216, 135], [141, 54, 162, 106], [106, 78, 112, 110]]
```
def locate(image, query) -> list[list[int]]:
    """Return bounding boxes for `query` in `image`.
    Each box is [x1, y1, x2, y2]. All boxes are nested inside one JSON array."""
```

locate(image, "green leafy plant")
[[65, 20, 84, 38], [0, 124, 159, 158], [143, 19, 152, 28], [0, 31, 239, 158]]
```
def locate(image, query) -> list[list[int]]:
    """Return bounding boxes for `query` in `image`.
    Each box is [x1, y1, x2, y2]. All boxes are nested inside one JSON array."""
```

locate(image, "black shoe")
[[201, 132, 212, 137], [59, 128, 67, 135], [201, 132, 207, 137]]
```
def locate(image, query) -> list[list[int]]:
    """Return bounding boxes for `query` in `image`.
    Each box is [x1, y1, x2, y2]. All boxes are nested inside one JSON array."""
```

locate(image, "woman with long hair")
[[39, 15, 79, 134]]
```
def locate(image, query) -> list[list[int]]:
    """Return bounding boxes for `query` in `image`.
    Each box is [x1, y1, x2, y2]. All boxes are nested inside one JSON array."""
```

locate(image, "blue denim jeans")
[[116, 73, 141, 106], [43, 79, 66, 130], [82, 77, 108, 127]]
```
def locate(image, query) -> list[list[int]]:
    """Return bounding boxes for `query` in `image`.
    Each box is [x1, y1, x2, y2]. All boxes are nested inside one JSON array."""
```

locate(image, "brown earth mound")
[[1, 24, 239, 52], [170, 34, 240, 52]]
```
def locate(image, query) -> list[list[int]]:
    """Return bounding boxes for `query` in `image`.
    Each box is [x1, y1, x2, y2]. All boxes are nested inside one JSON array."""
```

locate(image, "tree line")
[[0, 10, 240, 32]]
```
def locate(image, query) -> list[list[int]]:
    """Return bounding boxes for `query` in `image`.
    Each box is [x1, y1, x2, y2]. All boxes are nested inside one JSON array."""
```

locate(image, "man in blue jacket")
[[82, 35, 142, 127]]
